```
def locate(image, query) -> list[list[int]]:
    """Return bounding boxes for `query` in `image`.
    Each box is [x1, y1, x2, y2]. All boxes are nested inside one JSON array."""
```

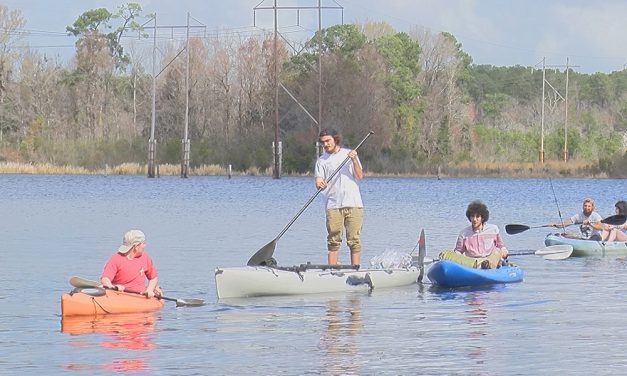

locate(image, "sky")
[[4, 0, 627, 74]]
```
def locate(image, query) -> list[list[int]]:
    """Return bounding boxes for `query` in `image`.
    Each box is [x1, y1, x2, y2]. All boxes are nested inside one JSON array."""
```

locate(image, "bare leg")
[[350, 250, 360, 266], [607, 229, 617, 242], [328, 249, 338, 265]]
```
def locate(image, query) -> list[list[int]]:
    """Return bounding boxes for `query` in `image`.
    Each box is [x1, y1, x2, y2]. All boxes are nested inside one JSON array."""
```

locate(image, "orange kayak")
[[61, 287, 164, 316]]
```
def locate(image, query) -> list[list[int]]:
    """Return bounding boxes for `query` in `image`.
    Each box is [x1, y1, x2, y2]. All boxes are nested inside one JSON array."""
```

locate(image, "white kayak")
[[214, 263, 421, 299]]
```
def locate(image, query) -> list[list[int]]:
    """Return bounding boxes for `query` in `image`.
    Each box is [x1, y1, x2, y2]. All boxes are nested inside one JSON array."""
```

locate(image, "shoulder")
[[458, 226, 473, 237], [483, 223, 500, 233]]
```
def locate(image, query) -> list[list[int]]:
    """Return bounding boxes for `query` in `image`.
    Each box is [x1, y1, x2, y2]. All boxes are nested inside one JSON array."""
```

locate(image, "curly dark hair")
[[615, 200, 627, 215], [466, 200, 489, 223]]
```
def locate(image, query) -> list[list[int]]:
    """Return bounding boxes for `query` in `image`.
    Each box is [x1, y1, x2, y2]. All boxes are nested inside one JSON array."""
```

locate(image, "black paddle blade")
[[505, 224, 531, 235], [247, 239, 277, 266], [602, 214, 626, 225]]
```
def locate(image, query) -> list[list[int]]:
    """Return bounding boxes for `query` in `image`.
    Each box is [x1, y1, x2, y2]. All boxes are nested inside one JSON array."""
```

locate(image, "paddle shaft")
[[273, 131, 374, 242], [548, 178, 566, 232], [68, 276, 204, 306], [506, 215, 625, 235]]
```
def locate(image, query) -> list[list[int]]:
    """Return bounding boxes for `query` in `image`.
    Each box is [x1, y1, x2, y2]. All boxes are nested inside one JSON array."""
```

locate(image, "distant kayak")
[[545, 233, 627, 257], [427, 260, 524, 288], [61, 287, 164, 316]]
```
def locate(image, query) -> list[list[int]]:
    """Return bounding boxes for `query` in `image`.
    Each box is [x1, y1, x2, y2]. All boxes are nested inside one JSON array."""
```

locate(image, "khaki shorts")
[[326, 207, 363, 254]]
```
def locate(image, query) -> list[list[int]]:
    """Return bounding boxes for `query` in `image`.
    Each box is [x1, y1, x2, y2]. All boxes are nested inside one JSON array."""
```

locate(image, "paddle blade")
[[602, 214, 626, 226], [535, 245, 573, 260], [505, 224, 531, 235], [247, 239, 277, 266], [174, 297, 205, 307], [417, 229, 426, 280], [69, 276, 102, 289]]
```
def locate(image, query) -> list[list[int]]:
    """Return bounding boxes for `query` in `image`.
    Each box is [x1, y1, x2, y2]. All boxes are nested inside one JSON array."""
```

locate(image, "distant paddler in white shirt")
[[314, 128, 364, 266], [546, 197, 603, 240]]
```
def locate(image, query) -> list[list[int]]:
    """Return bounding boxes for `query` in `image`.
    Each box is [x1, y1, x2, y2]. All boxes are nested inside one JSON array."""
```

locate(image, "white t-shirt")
[[570, 211, 602, 239], [314, 147, 363, 209]]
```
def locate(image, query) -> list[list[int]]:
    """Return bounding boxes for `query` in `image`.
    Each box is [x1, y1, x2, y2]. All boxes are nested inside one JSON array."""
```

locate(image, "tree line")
[[0, 3, 625, 176]]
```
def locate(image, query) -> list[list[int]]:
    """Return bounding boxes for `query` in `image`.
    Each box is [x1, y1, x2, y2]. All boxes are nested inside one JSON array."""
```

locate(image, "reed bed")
[[0, 160, 604, 178]]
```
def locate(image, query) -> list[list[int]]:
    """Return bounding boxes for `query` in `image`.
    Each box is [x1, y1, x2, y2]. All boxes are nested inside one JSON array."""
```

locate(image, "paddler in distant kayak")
[[439, 200, 508, 269], [546, 197, 603, 240], [100, 229, 161, 298]]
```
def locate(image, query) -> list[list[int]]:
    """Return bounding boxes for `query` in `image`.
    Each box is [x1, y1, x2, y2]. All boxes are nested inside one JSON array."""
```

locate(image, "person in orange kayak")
[[100, 229, 160, 298]]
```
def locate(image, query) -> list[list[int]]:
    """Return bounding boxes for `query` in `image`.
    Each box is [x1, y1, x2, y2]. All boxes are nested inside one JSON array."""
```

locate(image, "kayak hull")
[[427, 260, 524, 288], [214, 264, 420, 299], [61, 288, 164, 317], [544, 234, 627, 257]]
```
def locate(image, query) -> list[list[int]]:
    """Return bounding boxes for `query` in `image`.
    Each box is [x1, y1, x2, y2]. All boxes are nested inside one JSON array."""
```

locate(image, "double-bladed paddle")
[[69, 276, 205, 307], [422, 244, 574, 264], [505, 214, 626, 235], [247, 131, 375, 266]]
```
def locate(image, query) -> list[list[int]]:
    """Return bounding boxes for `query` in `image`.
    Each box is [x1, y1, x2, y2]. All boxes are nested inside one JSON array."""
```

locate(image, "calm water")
[[1, 174, 626, 375]]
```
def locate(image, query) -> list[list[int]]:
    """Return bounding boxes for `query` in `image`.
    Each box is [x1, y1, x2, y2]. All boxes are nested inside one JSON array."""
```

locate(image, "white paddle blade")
[[535, 245, 573, 260]]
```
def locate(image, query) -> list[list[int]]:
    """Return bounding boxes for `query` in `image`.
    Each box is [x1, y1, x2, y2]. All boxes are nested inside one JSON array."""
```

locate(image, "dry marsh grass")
[[0, 162, 272, 176], [0, 160, 605, 178]]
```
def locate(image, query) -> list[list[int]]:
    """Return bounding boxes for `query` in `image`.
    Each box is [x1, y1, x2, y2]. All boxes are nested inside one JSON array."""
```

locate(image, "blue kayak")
[[427, 260, 524, 288]]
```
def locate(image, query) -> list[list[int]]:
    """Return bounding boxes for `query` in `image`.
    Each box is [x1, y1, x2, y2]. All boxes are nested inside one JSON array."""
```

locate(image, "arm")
[[454, 234, 465, 254], [314, 159, 327, 189], [315, 176, 326, 190], [143, 277, 159, 298], [495, 230, 508, 257], [349, 150, 363, 180]]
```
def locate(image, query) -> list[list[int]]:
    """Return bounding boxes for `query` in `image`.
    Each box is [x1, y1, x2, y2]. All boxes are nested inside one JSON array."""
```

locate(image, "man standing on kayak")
[[315, 129, 364, 266], [101, 229, 160, 298], [547, 197, 603, 240], [440, 200, 508, 269]]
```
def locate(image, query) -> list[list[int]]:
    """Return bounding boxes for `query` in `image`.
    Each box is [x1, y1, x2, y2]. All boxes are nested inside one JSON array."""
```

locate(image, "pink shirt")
[[101, 252, 157, 293], [454, 223, 505, 257]]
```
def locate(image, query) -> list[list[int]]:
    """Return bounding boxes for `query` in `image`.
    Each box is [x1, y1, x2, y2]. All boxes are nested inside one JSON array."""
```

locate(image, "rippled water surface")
[[1, 174, 626, 375]]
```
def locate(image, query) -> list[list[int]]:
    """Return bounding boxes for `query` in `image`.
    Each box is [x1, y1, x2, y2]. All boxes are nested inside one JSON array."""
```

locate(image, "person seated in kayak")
[[602, 201, 627, 241], [100, 229, 161, 298], [439, 200, 508, 269], [546, 197, 602, 240]]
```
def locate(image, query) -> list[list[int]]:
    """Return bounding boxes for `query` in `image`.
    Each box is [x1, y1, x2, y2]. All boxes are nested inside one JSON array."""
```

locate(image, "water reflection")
[[463, 293, 489, 365], [319, 295, 362, 375], [61, 312, 158, 372]]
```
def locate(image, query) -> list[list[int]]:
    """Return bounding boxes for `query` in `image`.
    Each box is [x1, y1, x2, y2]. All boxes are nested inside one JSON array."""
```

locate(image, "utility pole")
[[253, 0, 344, 178], [563, 58, 570, 162], [148, 15, 158, 178], [142, 15, 205, 178], [538, 57, 578, 164], [540, 58, 545, 164], [181, 12, 191, 178]]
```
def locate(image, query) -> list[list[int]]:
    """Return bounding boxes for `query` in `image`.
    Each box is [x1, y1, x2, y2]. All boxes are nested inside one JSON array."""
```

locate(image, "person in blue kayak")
[[601, 200, 627, 241], [547, 197, 603, 240], [439, 200, 508, 269], [100, 229, 161, 298], [315, 128, 364, 266]]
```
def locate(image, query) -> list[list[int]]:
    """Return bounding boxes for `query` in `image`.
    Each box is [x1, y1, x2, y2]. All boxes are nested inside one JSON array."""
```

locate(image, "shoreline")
[[0, 160, 614, 178]]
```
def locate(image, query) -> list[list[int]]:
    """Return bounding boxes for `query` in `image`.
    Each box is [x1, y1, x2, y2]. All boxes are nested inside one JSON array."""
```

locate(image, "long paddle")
[[247, 130, 375, 266], [506, 214, 626, 235], [69, 276, 205, 307], [422, 245, 574, 264]]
